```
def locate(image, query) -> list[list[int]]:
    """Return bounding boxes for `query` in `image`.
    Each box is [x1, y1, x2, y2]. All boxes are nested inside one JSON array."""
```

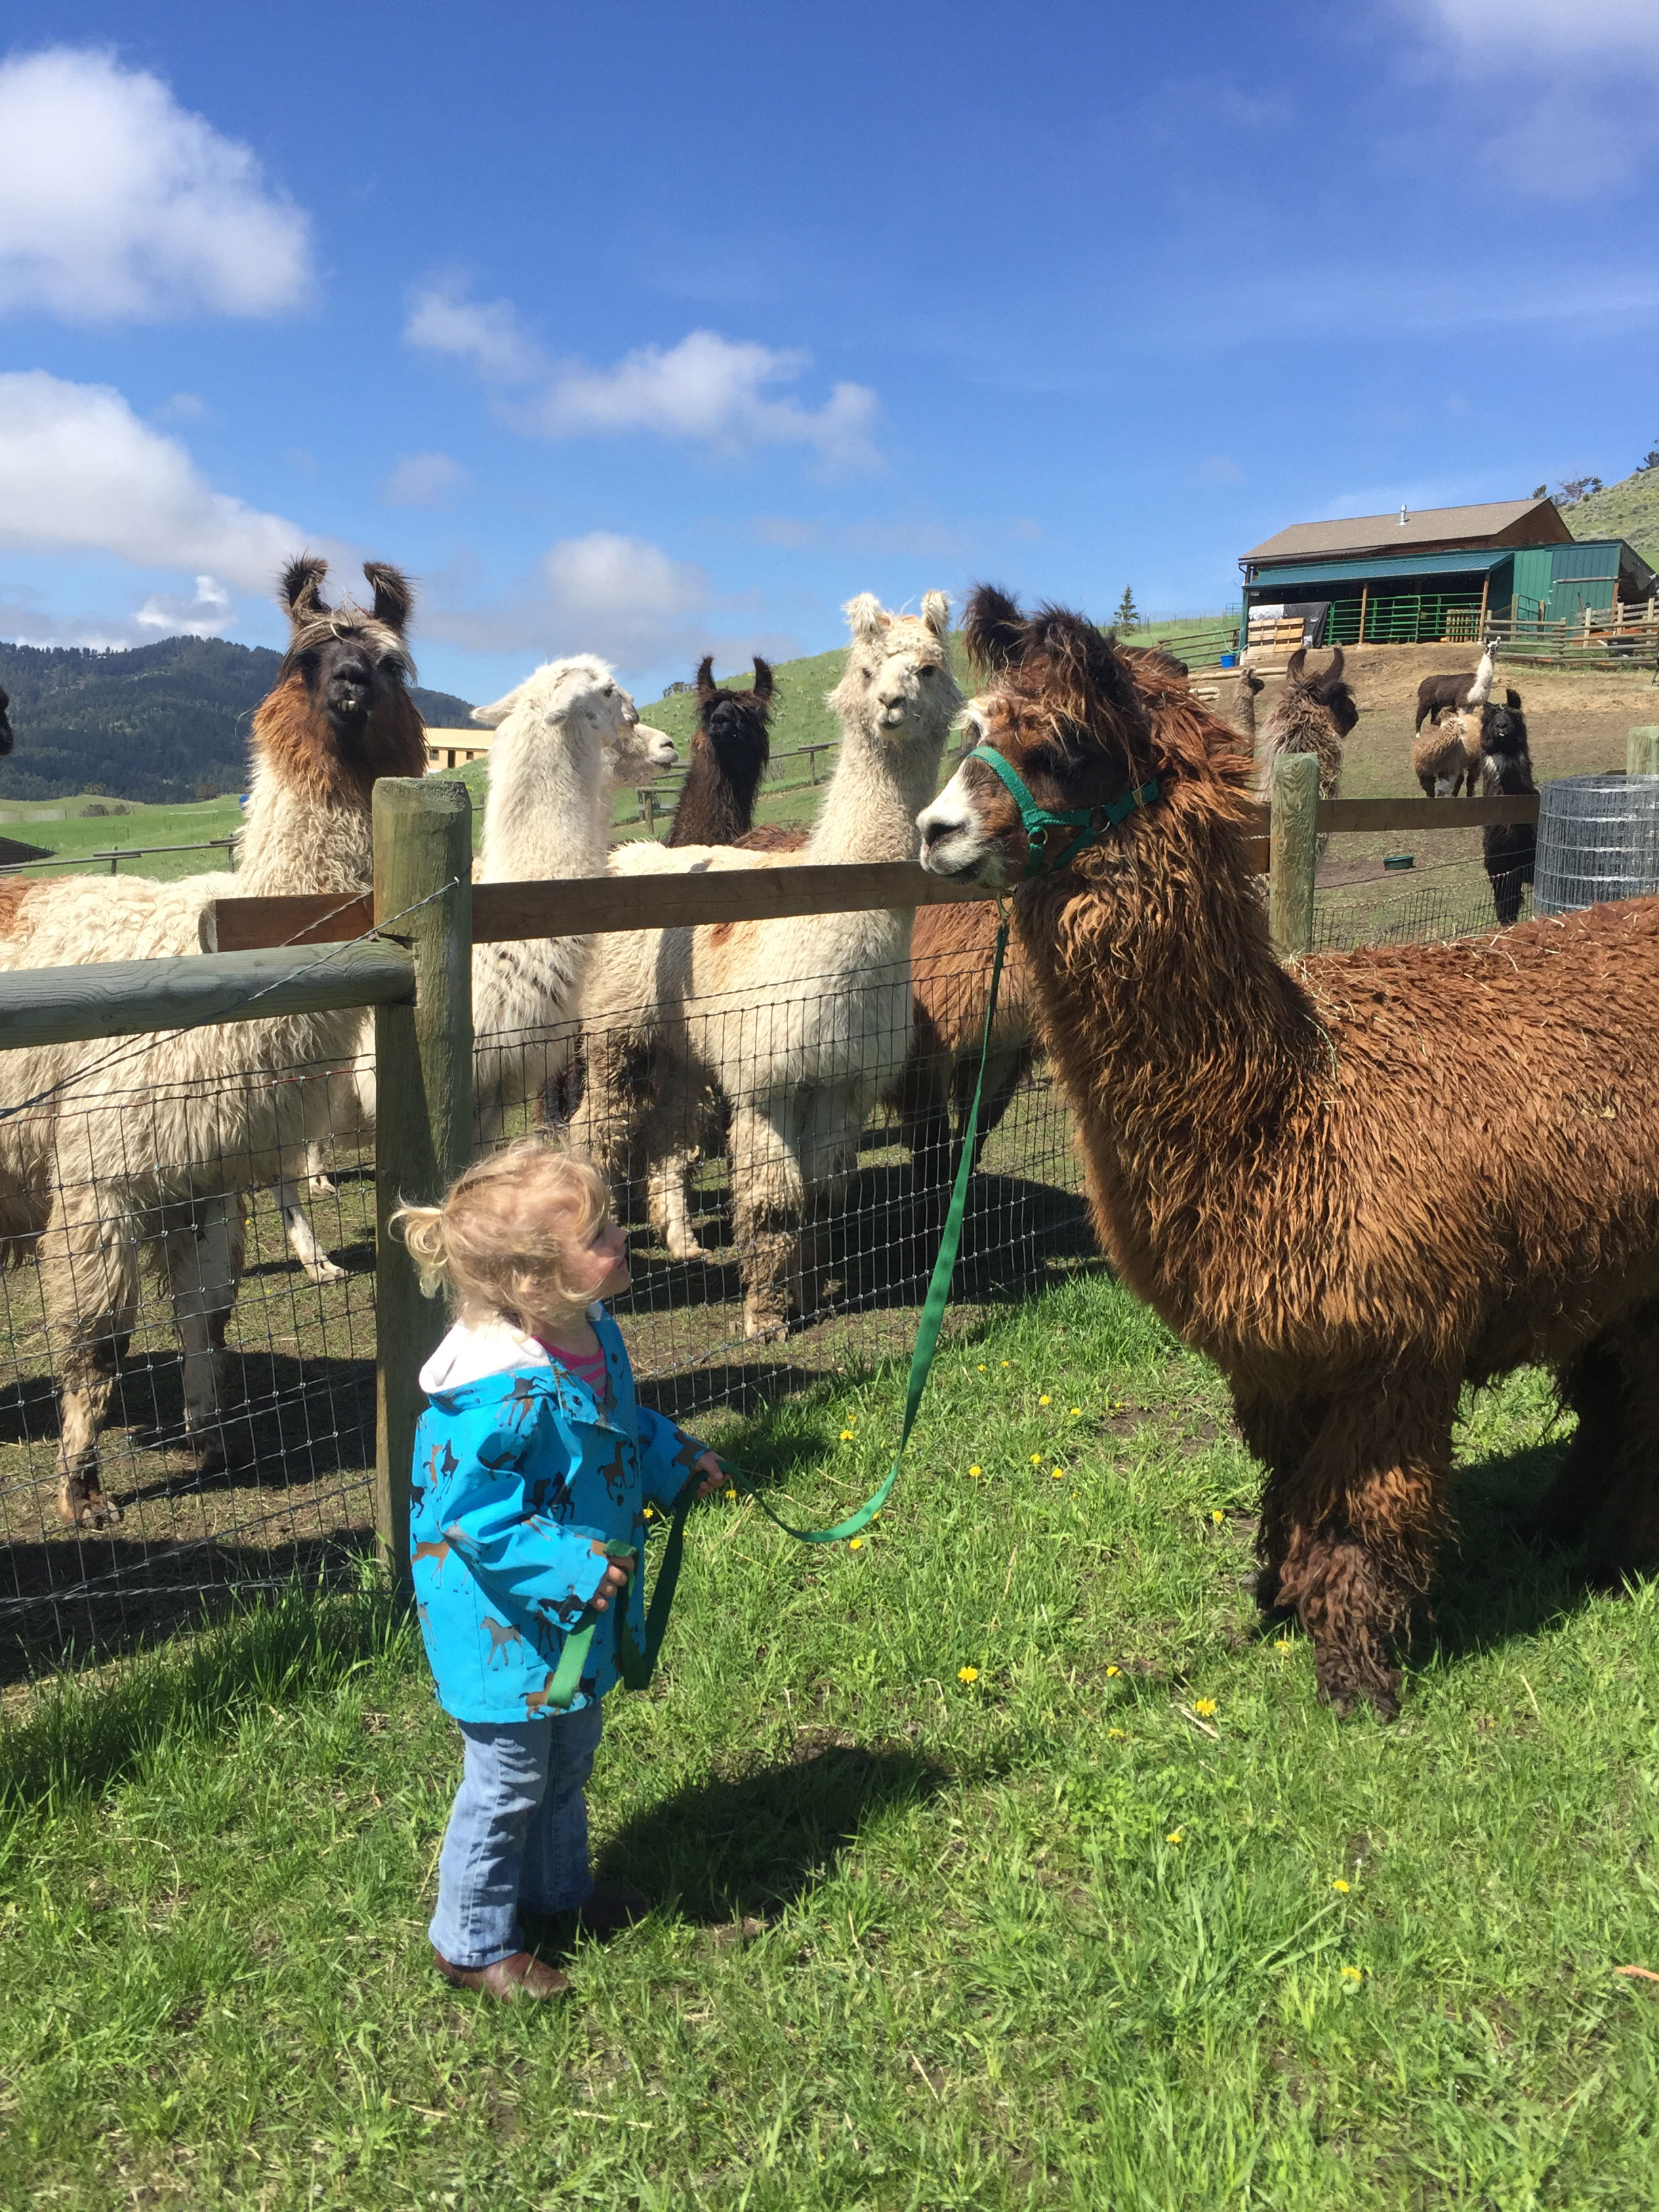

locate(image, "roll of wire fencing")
[[1534, 772, 1659, 917]]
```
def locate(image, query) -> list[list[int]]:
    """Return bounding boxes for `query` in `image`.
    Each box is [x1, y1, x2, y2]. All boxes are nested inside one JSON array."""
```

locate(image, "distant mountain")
[[1564, 466, 1659, 571], [0, 634, 474, 804]]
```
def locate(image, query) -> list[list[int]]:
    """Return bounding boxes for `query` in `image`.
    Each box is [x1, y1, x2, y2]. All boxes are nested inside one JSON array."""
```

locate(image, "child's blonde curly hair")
[[389, 1139, 613, 1331]]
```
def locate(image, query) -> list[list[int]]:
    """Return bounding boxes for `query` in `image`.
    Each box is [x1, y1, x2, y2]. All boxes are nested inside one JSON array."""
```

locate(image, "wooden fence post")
[[1269, 751, 1320, 958], [372, 777, 473, 1595], [1628, 726, 1659, 777]]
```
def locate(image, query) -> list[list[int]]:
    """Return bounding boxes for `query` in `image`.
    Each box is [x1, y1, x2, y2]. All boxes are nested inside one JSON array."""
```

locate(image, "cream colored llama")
[[0, 559, 428, 1525], [276, 693, 676, 1278], [575, 591, 960, 1335]]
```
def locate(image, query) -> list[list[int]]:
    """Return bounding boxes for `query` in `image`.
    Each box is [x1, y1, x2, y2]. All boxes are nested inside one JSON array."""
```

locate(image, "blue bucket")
[[1218, 651, 1237, 669]]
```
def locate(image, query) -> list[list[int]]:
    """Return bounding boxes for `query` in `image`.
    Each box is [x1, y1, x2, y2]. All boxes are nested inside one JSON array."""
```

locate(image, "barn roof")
[[1242, 497, 1572, 568]]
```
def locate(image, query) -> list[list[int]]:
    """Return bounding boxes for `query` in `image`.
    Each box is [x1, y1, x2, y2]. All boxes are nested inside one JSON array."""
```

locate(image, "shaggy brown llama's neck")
[[1017, 779, 1322, 1317], [237, 678, 428, 896], [666, 739, 763, 846]]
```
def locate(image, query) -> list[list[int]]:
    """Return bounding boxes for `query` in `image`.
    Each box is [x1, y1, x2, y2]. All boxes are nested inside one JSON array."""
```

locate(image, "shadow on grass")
[[601, 1740, 947, 1923], [0, 1577, 409, 1812], [1420, 1431, 1586, 1668]]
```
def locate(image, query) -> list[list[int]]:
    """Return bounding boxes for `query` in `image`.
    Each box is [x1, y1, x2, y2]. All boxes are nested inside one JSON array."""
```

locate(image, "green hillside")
[[1563, 466, 1659, 567], [0, 635, 472, 806]]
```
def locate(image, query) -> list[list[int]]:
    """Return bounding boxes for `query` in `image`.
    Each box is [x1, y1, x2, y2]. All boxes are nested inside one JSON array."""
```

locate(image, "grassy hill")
[[0, 635, 472, 806], [1563, 465, 1659, 568]]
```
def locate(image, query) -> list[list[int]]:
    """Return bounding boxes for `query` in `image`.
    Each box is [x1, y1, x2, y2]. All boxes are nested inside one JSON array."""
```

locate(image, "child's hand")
[[588, 1559, 632, 1612], [691, 1449, 726, 1500]]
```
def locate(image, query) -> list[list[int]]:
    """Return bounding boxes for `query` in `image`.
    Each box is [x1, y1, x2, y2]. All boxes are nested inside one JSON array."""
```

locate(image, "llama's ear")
[[470, 684, 522, 728], [920, 590, 951, 646], [1324, 646, 1345, 687], [280, 554, 330, 624], [363, 562, 414, 636], [962, 585, 1026, 673], [751, 656, 774, 701], [1506, 687, 1522, 710], [844, 592, 886, 643], [1286, 647, 1307, 685], [696, 655, 718, 705]]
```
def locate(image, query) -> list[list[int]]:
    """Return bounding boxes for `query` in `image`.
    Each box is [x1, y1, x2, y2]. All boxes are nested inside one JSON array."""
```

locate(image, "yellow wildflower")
[[1107, 1727, 1126, 1740], [1211, 1509, 1225, 1525], [1069, 1407, 1082, 1417], [1340, 1965, 1364, 1984], [977, 1364, 987, 1372], [1000, 1359, 1010, 1368], [848, 1537, 864, 1551], [957, 1666, 979, 1684], [1166, 1829, 1183, 1845], [1332, 1878, 1351, 1893], [642, 1506, 655, 1521], [1106, 1664, 1121, 1677], [1050, 1467, 1065, 1480], [1193, 1698, 1217, 1718], [1039, 1394, 1051, 1406], [1275, 1638, 1293, 1652], [1030, 1452, 1042, 1465], [839, 1429, 855, 1441], [724, 1487, 737, 1503], [968, 1464, 982, 1478]]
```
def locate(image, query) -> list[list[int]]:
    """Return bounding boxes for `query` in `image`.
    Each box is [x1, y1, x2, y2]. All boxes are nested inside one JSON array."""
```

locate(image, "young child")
[[392, 1139, 724, 2001]]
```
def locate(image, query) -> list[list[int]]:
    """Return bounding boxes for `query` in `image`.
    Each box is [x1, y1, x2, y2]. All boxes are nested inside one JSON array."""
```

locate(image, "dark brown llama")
[[918, 585, 1659, 1719], [1415, 642, 1496, 733], [1479, 689, 1536, 924], [665, 656, 773, 846]]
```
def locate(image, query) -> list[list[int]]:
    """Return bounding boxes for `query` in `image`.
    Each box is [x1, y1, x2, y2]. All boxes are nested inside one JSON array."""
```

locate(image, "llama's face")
[[920, 592, 1151, 888], [605, 722, 678, 789], [295, 624, 413, 754], [830, 592, 960, 742], [477, 656, 639, 774]]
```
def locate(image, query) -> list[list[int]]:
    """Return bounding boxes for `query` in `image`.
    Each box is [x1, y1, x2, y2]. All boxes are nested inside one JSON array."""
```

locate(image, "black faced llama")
[[664, 657, 774, 846], [1479, 689, 1536, 925]]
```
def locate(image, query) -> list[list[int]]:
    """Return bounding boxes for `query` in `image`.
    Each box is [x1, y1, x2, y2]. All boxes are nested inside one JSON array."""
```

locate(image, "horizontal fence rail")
[[0, 837, 241, 878], [205, 796, 1542, 953]]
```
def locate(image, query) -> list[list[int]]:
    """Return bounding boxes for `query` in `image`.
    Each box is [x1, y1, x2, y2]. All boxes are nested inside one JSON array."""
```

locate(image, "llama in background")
[[1256, 647, 1358, 811], [575, 592, 961, 1334], [1414, 640, 1496, 733], [1478, 689, 1536, 925], [0, 559, 428, 1524], [665, 658, 773, 846], [918, 586, 1659, 1719]]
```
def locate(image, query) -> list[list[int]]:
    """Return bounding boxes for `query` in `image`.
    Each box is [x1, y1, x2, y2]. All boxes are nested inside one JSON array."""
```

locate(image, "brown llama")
[[1256, 647, 1357, 813], [1478, 689, 1536, 925], [664, 657, 773, 846], [918, 585, 1659, 1719]]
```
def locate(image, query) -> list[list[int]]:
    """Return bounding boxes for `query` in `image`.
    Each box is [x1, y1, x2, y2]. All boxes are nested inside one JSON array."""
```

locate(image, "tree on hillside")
[[1555, 476, 1603, 506], [1532, 485, 1547, 499], [1637, 444, 1659, 474], [1113, 586, 1140, 630]]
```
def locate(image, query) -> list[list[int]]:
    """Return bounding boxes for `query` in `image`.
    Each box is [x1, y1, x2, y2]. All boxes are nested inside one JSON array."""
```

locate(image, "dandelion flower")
[[1030, 1452, 1042, 1465], [968, 1464, 982, 1478], [1069, 1407, 1082, 1417], [724, 1487, 737, 1503], [1332, 1878, 1351, 1893], [1193, 1698, 1217, 1718], [1166, 1829, 1183, 1845], [1210, 1509, 1225, 1526], [977, 1364, 987, 1372], [1039, 1394, 1051, 1406], [1050, 1467, 1065, 1480], [848, 1537, 865, 1551], [839, 1429, 855, 1442], [1000, 1359, 1011, 1368], [642, 1506, 655, 1521], [1275, 1638, 1293, 1652], [1340, 1965, 1364, 1984], [1106, 1664, 1121, 1677], [957, 1666, 980, 1684], [1107, 1727, 1126, 1740]]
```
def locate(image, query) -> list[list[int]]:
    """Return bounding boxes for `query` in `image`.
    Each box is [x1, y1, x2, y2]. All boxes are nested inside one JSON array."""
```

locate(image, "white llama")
[[0, 559, 430, 1525], [575, 591, 961, 1336]]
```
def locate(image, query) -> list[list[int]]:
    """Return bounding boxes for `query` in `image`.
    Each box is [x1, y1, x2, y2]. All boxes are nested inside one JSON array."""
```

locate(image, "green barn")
[[1238, 497, 1656, 649]]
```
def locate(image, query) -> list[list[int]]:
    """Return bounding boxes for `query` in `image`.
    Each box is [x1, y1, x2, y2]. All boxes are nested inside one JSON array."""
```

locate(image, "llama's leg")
[[1235, 1393, 1322, 1614], [897, 1051, 953, 1217], [953, 1044, 1034, 1179], [647, 1145, 710, 1261], [1531, 1332, 1623, 1549], [165, 1195, 244, 1475], [275, 1176, 347, 1286], [726, 1096, 802, 1340], [306, 1139, 335, 1196], [41, 1184, 140, 1528], [1265, 1383, 1457, 1718], [1547, 1301, 1659, 1587]]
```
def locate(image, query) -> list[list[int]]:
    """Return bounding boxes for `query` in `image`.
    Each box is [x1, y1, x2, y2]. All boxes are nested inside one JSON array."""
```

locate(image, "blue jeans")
[[428, 1702, 604, 1968]]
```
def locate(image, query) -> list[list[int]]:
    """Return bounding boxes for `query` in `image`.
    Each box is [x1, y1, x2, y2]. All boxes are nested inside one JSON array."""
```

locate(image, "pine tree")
[[1113, 586, 1139, 630]]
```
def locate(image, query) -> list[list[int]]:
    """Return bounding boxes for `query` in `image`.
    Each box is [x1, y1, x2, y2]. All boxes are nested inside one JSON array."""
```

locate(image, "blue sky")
[[1, 0, 1656, 705]]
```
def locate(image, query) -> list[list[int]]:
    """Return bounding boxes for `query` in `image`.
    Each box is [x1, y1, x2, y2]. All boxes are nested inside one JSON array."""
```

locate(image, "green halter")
[[964, 743, 1159, 882]]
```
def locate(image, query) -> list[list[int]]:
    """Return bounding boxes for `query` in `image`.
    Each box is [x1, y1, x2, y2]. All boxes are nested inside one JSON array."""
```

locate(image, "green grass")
[[0, 794, 245, 881], [5, 1272, 1658, 2209]]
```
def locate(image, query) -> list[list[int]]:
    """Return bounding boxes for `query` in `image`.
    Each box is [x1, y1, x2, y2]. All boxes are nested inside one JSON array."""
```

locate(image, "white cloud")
[[405, 280, 882, 470], [135, 573, 232, 636], [1400, 0, 1659, 66], [382, 451, 468, 507], [0, 370, 305, 590], [422, 530, 794, 679], [0, 47, 310, 321]]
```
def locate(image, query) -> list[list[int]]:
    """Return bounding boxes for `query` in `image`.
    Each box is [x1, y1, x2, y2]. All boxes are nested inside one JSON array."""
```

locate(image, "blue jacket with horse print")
[[409, 1307, 704, 1722]]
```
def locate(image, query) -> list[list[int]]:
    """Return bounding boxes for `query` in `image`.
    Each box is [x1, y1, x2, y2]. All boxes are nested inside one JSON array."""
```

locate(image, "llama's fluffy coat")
[[919, 587, 1659, 1718]]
